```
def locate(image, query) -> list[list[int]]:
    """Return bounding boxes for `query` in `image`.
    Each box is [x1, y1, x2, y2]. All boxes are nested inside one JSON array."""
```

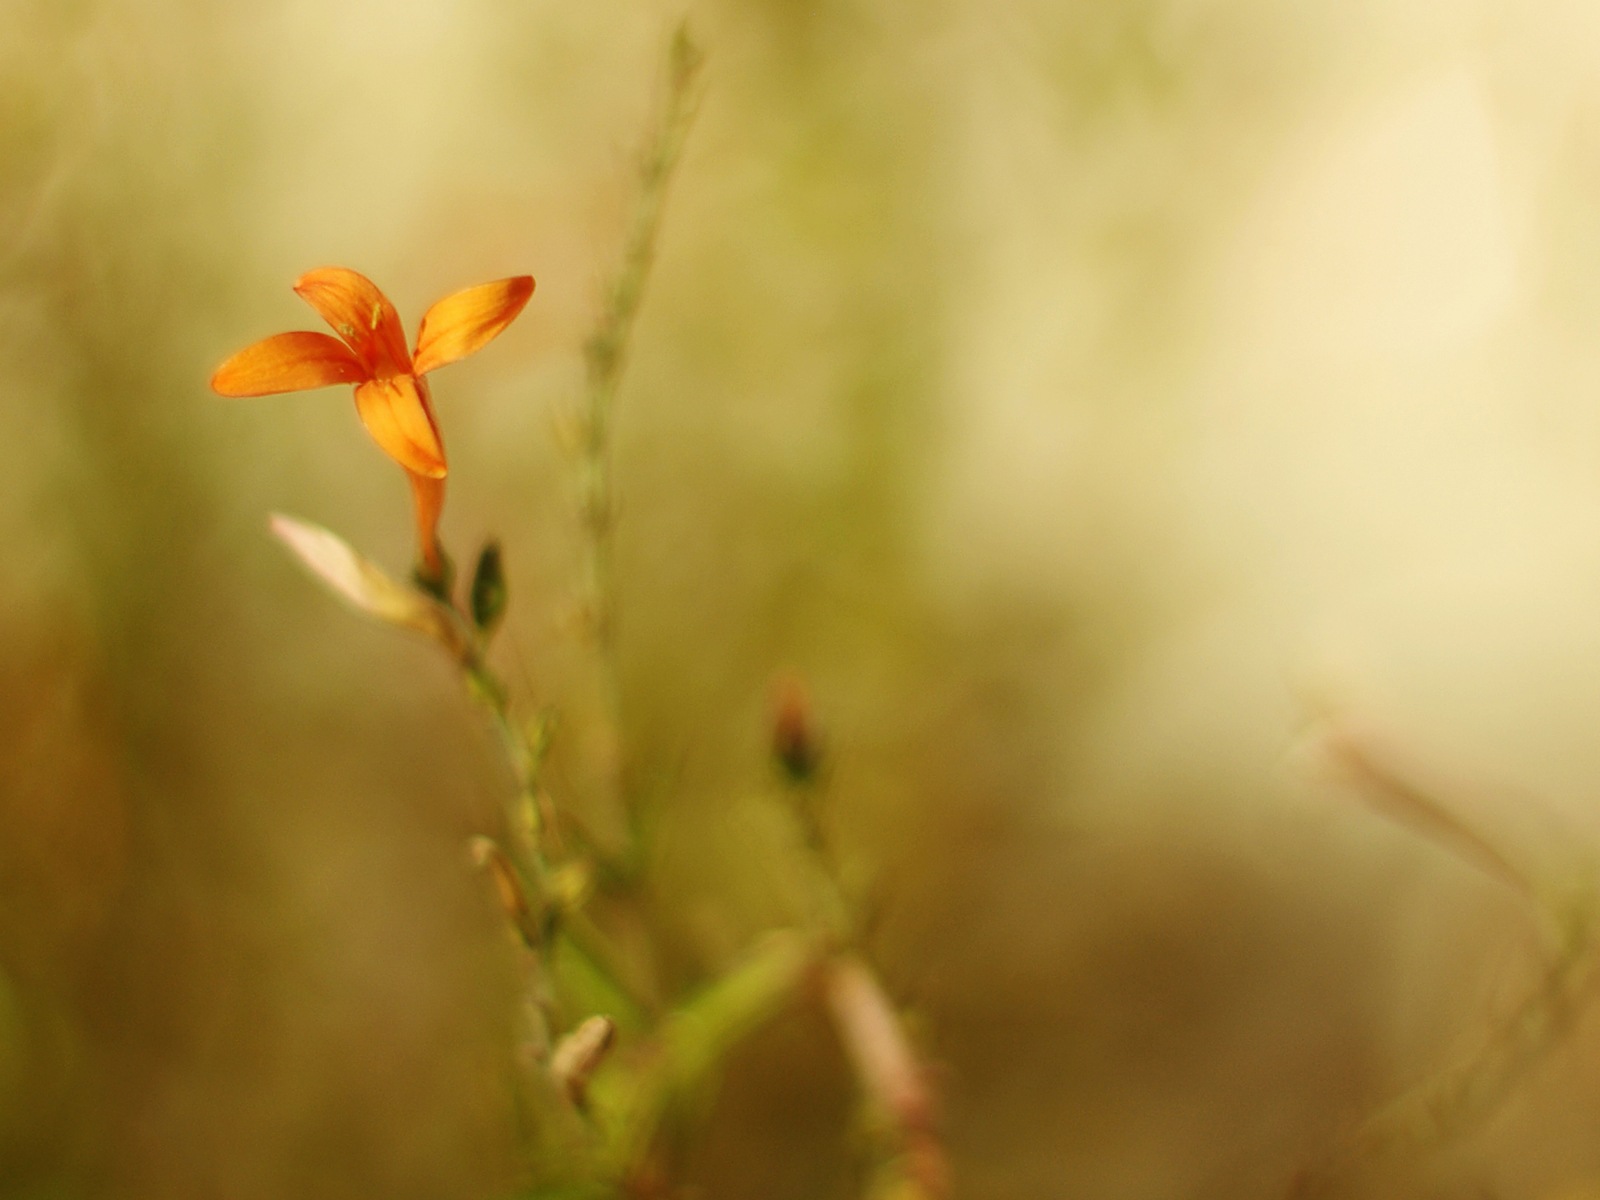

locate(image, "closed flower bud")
[[470, 540, 508, 634], [771, 674, 821, 784]]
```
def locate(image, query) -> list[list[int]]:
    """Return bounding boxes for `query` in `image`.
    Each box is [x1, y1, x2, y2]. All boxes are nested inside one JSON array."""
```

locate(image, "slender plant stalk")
[[770, 689, 950, 1199], [577, 22, 705, 859], [1295, 718, 1600, 1197], [1293, 908, 1600, 1198], [270, 29, 945, 1195], [826, 954, 949, 1200]]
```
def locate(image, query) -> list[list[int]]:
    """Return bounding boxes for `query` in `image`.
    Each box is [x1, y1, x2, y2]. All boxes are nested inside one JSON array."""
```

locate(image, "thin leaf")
[[268, 513, 464, 653]]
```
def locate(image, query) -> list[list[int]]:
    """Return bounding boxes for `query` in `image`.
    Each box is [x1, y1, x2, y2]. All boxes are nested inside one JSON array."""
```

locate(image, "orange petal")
[[408, 471, 447, 579], [294, 267, 413, 378], [353, 375, 447, 478], [412, 276, 535, 376], [210, 331, 367, 396]]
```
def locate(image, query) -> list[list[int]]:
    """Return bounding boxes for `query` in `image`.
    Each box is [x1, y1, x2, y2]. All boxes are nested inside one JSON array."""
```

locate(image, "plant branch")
[[576, 21, 705, 857]]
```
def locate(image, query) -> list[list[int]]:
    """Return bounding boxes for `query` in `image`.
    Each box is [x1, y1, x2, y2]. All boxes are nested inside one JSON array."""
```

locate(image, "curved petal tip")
[[412, 275, 535, 376]]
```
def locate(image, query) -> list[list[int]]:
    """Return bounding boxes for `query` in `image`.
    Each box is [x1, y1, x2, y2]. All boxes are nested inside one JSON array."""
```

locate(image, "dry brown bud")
[[771, 673, 821, 783], [551, 1014, 617, 1109], [468, 836, 535, 940]]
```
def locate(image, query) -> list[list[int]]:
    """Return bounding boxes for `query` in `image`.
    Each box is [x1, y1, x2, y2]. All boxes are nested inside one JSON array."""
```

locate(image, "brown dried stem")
[[825, 954, 949, 1200]]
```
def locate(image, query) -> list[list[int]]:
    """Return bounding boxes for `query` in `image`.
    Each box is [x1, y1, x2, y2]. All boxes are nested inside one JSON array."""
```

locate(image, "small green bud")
[[548, 861, 595, 914], [470, 540, 508, 634]]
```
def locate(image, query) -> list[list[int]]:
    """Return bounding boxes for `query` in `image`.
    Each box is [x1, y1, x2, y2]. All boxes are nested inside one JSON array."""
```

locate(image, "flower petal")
[[210, 331, 367, 396], [353, 375, 447, 478], [412, 276, 535, 376], [268, 512, 465, 653], [294, 267, 413, 377]]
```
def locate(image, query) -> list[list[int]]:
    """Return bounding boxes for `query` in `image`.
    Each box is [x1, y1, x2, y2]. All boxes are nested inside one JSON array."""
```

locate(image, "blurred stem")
[[781, 773, 855, 944], [770, 729, 947, 1197], [806, 843, 946, 1197], [1294, 893, 1600, 1198], [1317, 719, 1540, 908], [599, 930, 816, 1184], [1296, 716, 1600, 1196], [463, 647, 548, 882], [826, 955, 949, 1200], [436, 595, 654, 1039], [577, 22, 704, 865]]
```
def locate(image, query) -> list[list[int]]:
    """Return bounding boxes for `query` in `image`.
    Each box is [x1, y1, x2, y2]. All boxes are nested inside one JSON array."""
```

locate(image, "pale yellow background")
[[7, 1, 1600, 1197]]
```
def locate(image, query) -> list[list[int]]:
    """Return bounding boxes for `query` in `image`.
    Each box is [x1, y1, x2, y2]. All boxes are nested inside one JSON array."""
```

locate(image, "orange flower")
[[211, 267, 535, 583]]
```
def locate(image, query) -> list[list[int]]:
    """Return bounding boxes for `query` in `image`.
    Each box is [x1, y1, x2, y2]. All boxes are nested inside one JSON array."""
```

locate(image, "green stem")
[[598, 930, 816, 1180], [450, 608, 651, 1026], [577, 21, 705, 860]]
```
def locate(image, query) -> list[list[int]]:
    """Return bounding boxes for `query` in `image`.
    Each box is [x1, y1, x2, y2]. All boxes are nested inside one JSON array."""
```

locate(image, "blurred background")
[[9, 0, 1600, 1196]]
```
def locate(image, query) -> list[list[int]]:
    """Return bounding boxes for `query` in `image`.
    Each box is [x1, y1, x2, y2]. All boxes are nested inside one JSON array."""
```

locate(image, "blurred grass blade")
[[1315, 716, 1537, 902], [268, 513, 464, 652]]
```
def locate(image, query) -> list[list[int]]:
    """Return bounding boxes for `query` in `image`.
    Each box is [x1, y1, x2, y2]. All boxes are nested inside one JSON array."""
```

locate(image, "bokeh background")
[[10, 0, 1600, 1196]]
